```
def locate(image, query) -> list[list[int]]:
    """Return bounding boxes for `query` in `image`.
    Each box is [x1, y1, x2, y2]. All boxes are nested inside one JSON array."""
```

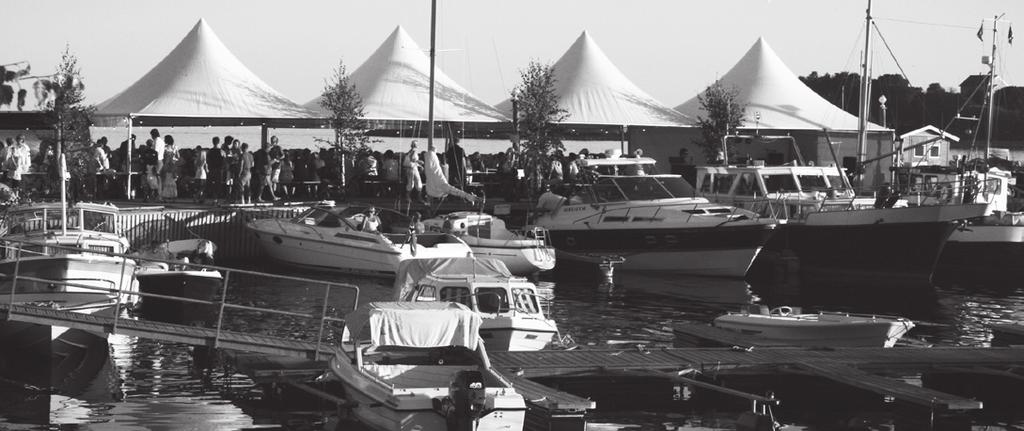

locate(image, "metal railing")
[[1, 238, 361, 359]]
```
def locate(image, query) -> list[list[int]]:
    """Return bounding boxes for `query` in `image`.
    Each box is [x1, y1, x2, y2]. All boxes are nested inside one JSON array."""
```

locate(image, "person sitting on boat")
[[189, 239, 216, 267], [360, 207, 381, 232]]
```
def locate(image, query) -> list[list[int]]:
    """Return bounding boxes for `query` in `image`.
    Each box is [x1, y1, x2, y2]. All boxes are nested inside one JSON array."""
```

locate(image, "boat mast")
[[427, 0, 437, 151], [984, 14, 1004, 161], [855, 0, 873, 185]]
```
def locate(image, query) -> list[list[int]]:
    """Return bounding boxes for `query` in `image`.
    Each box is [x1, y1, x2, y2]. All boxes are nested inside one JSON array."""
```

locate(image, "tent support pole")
[[620, 125, 627, 154], [260, 123, 269, 147], [126, 116, 133, 199]]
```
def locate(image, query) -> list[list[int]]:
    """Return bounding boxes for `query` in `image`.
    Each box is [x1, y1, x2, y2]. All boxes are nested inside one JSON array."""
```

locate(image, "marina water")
[[1, 263, 1021, 430]]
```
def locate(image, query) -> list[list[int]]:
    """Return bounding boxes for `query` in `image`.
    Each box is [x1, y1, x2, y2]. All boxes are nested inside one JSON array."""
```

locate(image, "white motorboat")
[[0, 202, 138, 388], [696, 164, 988, 285], [330, 301, 527, 431], [247, 205, 474, 277], [713, 305, 915, 348], [531, 157, 777, 278], [423, 211, 555, 276], [134, 239, 223, 322], [393, 257, 561, 351]]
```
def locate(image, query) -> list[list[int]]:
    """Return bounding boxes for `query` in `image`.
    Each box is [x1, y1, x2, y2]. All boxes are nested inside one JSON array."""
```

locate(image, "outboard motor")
[[433, 370, 487, 431]]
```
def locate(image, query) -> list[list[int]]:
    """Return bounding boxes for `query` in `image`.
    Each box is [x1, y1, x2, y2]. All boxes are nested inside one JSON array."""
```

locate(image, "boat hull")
[[463, 242, 556, 276], [479, 318, 558, 352], [135, 269, 223, 323], [934, 224, 1024, 285], [0, 255, 138, 305], [548, 224, 774, 277], [713, 314, 914, 347]]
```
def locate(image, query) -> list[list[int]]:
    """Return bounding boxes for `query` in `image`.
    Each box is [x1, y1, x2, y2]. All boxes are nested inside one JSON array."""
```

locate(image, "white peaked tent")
[[496, 31, 691, 127], [95, 18, 317, 126], [304, 26, 507, 123], [674, 37, 885, 132]]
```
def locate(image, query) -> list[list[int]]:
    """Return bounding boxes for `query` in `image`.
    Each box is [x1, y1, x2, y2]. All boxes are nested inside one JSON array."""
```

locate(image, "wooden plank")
[[501, 374, 595, 411], [792, 362, 983, 410]]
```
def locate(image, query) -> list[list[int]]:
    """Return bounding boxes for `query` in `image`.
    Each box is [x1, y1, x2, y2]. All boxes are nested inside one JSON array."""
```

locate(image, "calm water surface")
[[1, 263, 1022, 430]]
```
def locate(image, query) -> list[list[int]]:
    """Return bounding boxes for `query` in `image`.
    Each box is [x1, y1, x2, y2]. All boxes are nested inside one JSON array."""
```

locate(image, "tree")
[[693, 81, 745, 163], [510, 61, 569, 192], [43, 45, 94, 200], [319, 60, 371, 155]]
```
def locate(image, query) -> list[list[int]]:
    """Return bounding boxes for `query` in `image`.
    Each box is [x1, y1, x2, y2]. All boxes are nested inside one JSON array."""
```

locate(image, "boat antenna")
[[855, 0, 873, 187]]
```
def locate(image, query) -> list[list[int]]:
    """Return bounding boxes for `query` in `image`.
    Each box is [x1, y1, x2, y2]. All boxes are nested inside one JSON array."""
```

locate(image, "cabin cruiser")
[[393, 257, 561, 351], [133, 239, 223, 322], [713, 305, 915, 348], [895, 166, 1024, 283], [247, 205, 473, 277], [0, 202, 138, 388], [696, 164, 988, 286], [531, 157, 777, 278], [422, 211, 555, 276], [329, 301, 527, 431]]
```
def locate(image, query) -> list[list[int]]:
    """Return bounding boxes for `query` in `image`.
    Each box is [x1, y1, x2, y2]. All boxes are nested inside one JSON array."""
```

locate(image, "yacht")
[[393, 257, 561, 351], [247, 205, 474, 277], [422, 211, 555, 276], [329, 301, 527, 431], [531, 157, 777, 278], [696, 163, 987, 286], [0, 202, 138, 389]]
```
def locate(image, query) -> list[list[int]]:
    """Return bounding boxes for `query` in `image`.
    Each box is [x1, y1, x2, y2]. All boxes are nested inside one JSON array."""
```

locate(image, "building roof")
[[675, 37, 887, 132], [898, 125, 960, 142], [95, 19, 317, 127], [304, 26, 507, 123], [496, 31, 692, 127]]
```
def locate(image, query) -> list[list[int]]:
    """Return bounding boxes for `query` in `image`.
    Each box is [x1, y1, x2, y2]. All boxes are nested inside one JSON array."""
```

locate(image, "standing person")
[[139, 139, 160, 201], [278, 151, 294, 200], [402, 140, 424, 203], [444, 135, 467, 189], [9, 134, 31, 200], [224, 138, 240, 202], [193, 146, 208, 203], [206, 137, 223, 200], [238, 142, 253, 204], [150, 128, 165, 180], [268, 136, 284, 198], [0, 137, 13, 185], [160, 135, 179, 200], [253, 140, 276, 202]]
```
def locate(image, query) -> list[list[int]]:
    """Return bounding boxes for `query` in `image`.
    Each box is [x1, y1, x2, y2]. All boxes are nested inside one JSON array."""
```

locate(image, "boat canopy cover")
[[345, 301, 482, 350], [393, 257, 513, 301]]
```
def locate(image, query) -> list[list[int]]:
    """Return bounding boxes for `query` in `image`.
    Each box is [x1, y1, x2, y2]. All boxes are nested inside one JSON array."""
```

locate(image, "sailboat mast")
[[856, 0, 873, 183], [427, 0, 437, 150], [984, 15, 1003, 160]]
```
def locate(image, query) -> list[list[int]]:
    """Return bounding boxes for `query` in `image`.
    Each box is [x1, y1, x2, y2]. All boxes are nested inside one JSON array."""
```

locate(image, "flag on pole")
[[978, 22, 985, 41], [1010, 25, 1014, 45]]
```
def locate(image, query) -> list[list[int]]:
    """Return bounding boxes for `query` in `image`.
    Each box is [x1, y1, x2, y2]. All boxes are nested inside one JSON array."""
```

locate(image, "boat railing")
[[3, 238, 361, 360]]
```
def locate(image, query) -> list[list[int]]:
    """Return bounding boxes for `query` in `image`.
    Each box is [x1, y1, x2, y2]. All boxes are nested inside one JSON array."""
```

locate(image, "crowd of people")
[[1, 128, 639, 205]]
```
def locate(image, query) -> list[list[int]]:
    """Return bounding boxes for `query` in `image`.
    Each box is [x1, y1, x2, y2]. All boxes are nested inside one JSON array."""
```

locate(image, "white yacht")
[[329, 301, 527, 431], [247, 205, 473, 277], [713, 305, 915, 348], [423, 211, 555, 276], [393, 257, 560, 351], [531, 157, 777, 278], [696, 164, 987, 285]]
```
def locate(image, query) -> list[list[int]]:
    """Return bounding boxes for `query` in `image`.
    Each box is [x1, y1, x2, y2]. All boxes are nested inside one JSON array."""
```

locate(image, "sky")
[[5, 0, 1023, 108]]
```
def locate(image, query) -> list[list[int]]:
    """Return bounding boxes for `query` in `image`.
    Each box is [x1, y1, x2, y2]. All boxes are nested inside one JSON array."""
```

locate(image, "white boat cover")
[[345, 302, 482, 350], [424, 150, 477, 201], [95, 19, 316, 124], [393, 257, 513, 301], [303, 26, 507, 122], [495, 31, 691, 127], [674, 37, 886, 132]]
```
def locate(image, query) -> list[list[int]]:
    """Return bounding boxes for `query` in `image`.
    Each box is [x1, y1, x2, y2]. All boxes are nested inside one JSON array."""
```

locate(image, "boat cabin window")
[[761, 173, 798, 193], [81, 212, 116, 233], [714, 174, 736, 194], [654, 177, 696, 198], [698, 173, 714, 194], [734, 172, 760, 196], [475, 287, 510, 313], [590, 180, 625, 203], [511, 288, 539, 313], [616, 177, 673, 200], [827, 175, 847, 190], [796, 174, 828, 191], [439, 286, 471, 307], [414, 285, 437, 301]]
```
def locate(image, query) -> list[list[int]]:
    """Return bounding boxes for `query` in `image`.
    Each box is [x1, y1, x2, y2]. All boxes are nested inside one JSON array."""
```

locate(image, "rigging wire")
[[874, 17, 977, 30], [871, 22, 911, 83], [492, 38, 508, 97]]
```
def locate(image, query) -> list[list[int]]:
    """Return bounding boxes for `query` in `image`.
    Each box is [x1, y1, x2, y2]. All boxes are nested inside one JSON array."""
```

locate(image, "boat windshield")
[[5, 207, 117, 235], [475, 287, 510, 313], [511, 288, 540, 314], [577, 177, 695, 203]]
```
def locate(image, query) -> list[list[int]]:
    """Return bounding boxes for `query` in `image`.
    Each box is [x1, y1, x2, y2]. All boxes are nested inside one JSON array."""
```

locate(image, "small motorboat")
[[712, 305, 915, 348], [423, 211, 555, 276], [133, 239, 223, 323], [393, 257, 561, 351], [329, 301, 527, 431], [247, 205, 474, 277]]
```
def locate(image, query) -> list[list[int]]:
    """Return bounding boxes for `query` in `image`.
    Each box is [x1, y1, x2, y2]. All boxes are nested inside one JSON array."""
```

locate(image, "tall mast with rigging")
[[983, 14, 1005, 161], [855, 0, 873, 185], [427, 0, 437, 151]]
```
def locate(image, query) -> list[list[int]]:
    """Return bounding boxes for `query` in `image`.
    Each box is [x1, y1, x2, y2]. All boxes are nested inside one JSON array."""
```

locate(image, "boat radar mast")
[[983, 13, 1007, 161]]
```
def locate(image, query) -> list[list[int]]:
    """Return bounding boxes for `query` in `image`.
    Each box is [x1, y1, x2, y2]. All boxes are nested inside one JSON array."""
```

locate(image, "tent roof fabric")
[[496, 31, 691, 128], [675, 37, 886, 132], [304, 26, 507, 123], [95, 19, 316, 124], [344, 301, 481, 350]]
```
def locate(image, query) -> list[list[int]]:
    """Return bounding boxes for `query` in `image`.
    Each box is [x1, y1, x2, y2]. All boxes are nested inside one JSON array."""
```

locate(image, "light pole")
[[878, 94, 888, 128]]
